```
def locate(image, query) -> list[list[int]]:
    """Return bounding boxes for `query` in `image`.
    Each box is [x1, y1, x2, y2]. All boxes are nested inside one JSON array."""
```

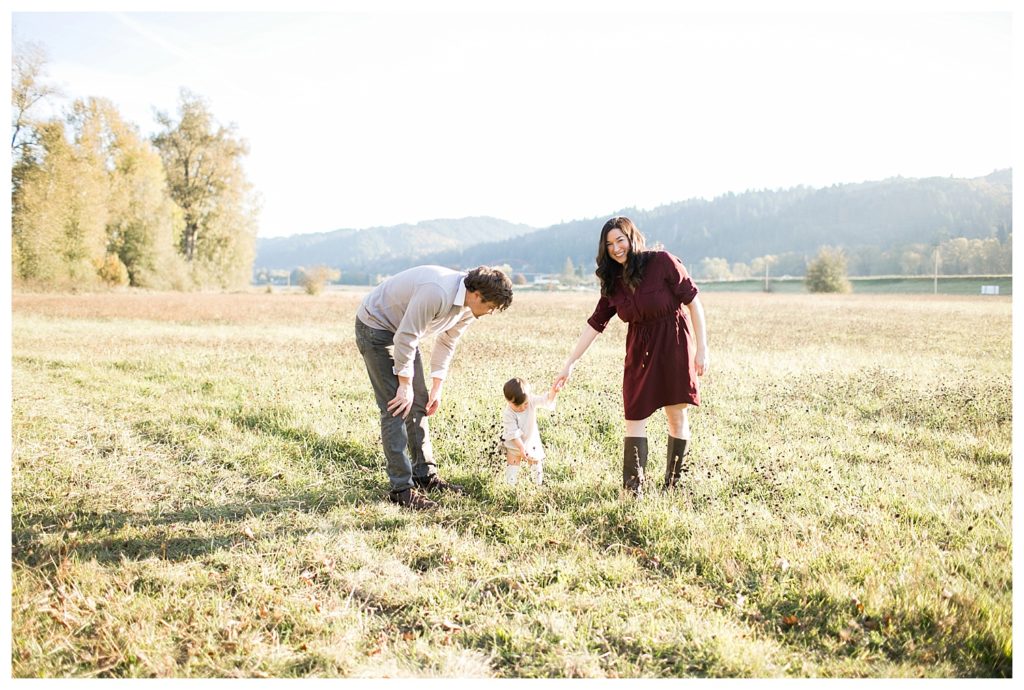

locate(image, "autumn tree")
[[730, 261, 752, 279], [805, 247, 852, 293], [11, 41, 72, 286], [11, 40, 61, 167], [12, 46, 255, 291], [298, 265, 341, 295], [12, 118, 109, 288], [13, 96, 189, 290], [11, 46, 183, 289], [698, 257, 732, 281], [68, 98, 188, 288], [152, 89, 257, 288]]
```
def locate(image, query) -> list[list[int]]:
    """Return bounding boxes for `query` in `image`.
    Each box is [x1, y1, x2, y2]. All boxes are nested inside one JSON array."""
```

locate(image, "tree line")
[[412, 171, 1011, 278], [695, 234, 1012, 280], [11, 42, 257, 291]]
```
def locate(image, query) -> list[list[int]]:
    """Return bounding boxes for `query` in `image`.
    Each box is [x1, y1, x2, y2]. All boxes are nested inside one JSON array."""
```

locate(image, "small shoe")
[[388, 487, 438, 510], [413, 474, 465, 494]]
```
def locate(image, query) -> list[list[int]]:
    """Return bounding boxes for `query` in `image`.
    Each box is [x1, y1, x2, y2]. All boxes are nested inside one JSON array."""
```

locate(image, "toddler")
[[501, 377, 559, 485]]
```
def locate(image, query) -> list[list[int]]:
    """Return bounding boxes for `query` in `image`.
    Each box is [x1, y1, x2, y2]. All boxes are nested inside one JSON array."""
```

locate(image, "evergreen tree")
[[561, 256, 576, 284]]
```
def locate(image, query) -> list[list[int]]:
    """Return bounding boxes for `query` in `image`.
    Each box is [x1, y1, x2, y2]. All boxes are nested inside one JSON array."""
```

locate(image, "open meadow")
[[10, 289, 1012, 678]]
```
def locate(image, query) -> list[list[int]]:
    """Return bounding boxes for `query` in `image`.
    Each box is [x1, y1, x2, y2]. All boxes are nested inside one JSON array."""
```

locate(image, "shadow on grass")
[[13, 405, 388, 568], [12, 490, 347, 568], [12, 403, 487, 571], [752, 588, 1012, 678]]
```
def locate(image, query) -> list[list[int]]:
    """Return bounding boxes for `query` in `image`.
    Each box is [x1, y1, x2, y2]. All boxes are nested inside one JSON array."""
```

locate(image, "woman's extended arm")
[[686, 295, 709, 376], [553, 324, 601, 390]]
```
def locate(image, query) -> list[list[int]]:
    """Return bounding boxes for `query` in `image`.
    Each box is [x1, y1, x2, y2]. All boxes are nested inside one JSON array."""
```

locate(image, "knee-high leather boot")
[[623, 437, 649, 496], [664, 436, 689, 489]]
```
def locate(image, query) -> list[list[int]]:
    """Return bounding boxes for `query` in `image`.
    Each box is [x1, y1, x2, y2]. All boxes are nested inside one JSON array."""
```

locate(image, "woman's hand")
[[552, 363, 574, 392], [555, 325, 600, 392], [694, 347, 709, 376], [686, 297, 709, 377]]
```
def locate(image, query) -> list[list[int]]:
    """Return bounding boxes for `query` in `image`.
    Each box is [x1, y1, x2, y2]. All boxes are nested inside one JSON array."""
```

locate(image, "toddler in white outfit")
[[501, 377, 559, 485]]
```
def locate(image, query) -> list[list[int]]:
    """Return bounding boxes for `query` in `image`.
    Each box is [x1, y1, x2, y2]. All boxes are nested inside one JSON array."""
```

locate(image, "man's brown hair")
[[465, 266, 514, 311]]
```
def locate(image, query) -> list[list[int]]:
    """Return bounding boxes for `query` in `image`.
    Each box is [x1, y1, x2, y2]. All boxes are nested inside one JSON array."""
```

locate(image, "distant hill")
[[255, 217, 535, 271], [255, 170, 1011, 279], [416, 170, 1012, 275]]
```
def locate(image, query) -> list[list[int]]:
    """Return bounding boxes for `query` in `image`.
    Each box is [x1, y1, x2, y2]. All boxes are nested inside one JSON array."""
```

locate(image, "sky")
[[6, 1, 1016, 239]]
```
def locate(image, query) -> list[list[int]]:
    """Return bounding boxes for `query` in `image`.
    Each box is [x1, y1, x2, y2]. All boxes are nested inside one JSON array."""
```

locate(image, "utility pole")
[[933, 248, 940, 295]]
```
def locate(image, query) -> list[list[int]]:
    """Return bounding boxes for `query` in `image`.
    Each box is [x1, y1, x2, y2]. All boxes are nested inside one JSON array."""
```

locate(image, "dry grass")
[[10, 290, 1012, 677]]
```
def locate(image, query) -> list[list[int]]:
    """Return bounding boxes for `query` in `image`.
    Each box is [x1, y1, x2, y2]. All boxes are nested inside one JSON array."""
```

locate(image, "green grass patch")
[[11, 290, 1011, 677]]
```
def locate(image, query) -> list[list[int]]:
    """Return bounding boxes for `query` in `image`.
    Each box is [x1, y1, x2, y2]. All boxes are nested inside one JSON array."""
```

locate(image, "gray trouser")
[[354, 317, 436, 491]]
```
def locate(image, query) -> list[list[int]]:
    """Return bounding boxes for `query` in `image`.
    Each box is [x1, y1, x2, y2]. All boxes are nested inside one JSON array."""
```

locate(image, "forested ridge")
[[256, 170, 1011, 281], [255, 217, 533, 272], [408, 169, 1011, 278]]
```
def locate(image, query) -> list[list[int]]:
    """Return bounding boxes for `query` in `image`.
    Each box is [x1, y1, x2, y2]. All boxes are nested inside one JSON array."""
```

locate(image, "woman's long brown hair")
[[595, 216, 650, 297]]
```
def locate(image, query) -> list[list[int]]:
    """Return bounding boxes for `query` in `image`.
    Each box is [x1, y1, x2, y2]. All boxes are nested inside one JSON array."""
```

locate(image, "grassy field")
[[10, 289, 1012, 678]]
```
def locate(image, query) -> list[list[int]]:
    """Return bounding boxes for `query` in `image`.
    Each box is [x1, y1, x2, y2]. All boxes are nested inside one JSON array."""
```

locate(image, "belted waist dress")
[[586, 250, 700, 421]]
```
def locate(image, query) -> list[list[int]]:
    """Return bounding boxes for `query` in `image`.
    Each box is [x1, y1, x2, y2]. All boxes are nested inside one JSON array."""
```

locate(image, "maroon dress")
[[587, 250, 700, 421]]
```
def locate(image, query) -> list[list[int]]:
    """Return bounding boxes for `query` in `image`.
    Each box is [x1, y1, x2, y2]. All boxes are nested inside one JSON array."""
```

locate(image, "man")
[[354, 265, 514, 509]]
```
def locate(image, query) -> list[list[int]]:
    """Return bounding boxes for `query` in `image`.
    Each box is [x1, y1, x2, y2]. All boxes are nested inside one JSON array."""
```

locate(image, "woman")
[[554, 217, 709, 496]]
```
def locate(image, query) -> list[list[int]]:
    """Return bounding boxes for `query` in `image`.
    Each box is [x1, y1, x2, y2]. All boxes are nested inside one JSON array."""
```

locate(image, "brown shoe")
[[413, 474, 465, 494], [389, 487, 438, 510]]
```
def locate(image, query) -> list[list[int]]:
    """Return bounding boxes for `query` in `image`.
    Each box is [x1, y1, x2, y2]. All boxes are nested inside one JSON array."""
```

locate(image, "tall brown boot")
[[623, 437, 649, 496], [664, 436, 689, 490]]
